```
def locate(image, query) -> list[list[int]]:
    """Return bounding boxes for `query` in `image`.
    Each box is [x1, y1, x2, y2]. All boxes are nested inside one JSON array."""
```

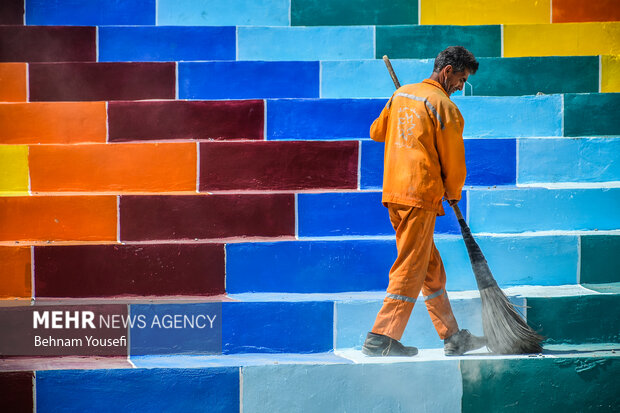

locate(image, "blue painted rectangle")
[[99, 26, 235, 62], [37, 368, 239, 413], [360, 140, 384, 189], [222, 301, 333, 354], [26, 0, 155, 25], [267, 99, 383, 140], [238, 26, 374, 61], [518, 138, 620, 183], [130, 303, 222, 356], [179, 62, 319, 99], [157, 0, 289, 26], [297, 192, 465, 236], [321, 59, 434, 98], [468, 188, 620, 232]]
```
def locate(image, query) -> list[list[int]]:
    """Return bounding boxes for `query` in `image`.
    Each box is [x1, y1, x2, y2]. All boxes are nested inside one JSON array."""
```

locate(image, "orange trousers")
[[371, 203, 459, 341]]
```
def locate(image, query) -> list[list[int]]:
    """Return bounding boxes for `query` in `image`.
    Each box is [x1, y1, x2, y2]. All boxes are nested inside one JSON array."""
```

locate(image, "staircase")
[[1, 0, 619, 411]]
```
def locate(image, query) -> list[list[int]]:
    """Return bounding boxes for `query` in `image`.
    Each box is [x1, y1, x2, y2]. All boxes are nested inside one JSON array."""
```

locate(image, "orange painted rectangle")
[[29, 143, 197, 192], [0, 102, 106, 144], [552, 0, 620, 22], [0, 196, 117, 241], [0, 247, 31, 298], [0, 63, 27, 102]]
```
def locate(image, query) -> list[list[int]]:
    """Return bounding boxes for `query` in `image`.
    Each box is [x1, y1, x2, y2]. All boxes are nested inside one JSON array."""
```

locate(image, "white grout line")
[[26, 63, 30, 102], [127, 304, 132, 361], [466, 189, 470, 225], [155, 0, 159, 25], [31, 246, 35, 301], [116, 195, 121, 242], [27, 146, 32, 195], [357, 141, 362, 190], [224, 244, 227, 291], [561, 93, 565, 136], [236, 26, 239, 61], [577, 235, 582, 284], [288, 0, 292, 26], [333, 301, 338, 350], [96, 26, 99, 62], [418, 0, 421, 25], [294, 193, 299, 239], [500, 25, 504, 58], [550, 0, 553, 23], [33, 371, 37, 413], [239, 368, 244, 413], [319, 61, 323, 98], [196, 141, 200, 192], [515, 138, 520, 185], [373, 26, 376, 59], [263, 99, 267, 140], [599, 55, 602, 93], [23, 1, 26, 25], [175, 62, 179, 100], [105, 101, 109, 143]]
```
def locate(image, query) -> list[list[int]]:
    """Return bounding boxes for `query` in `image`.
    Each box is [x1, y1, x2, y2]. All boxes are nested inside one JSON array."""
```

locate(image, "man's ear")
[[443, 65, 453, 75]]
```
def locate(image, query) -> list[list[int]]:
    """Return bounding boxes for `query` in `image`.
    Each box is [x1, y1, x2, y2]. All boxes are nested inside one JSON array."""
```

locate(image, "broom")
[[381, 55, 543, 354]]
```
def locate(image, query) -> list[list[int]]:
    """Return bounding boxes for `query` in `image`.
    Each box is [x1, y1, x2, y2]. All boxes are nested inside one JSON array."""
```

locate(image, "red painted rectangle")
[[199, 141, 359, 190], [0, 26, 95, 62], [34, 244, 225, 297], [0, 372, 33, 412], [120, 194, 295, 240], [108, 100, 264, 142], [0, 0, 24, 25], [552, 0, 620, 22], [29, 62, 175, 101]]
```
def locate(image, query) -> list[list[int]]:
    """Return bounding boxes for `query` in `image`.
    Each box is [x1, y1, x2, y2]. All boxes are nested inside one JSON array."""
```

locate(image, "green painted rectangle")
[[470, 56, 598, 96], [581, 235, 620, 284], [527, 295, 620, 344], [376, 25, 501, 59], [462, 357, 620, 413], [291, 0, 417, 26], [565, 93, 620, 136]]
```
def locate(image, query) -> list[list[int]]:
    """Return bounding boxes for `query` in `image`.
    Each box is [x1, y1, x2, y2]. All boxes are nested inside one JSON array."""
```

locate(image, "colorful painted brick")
[[0, 372, 33, 413], [34, 244, 225, 297], [237, 26, 374, 61], [0, 26, 95, 62], [29, 143, 196, 192], [518, 138, 620, 183], [468, 188, 620, 233], [580, 235, 620, 284], [98, 26, 235, 62], [0, 102, 106, 144], [120, 194, 295, 240], [420, 0, 549, 24], [552, 0, 620, 23], [29, 62, 175, 101], [0, 0, 24, 24], [199, 141, 358, 190], [0, 246, 31, 298], [291, 0, 417, 25], [26, 0, 155, 25], [0, 145, 28, 194], [108, 100, 264, 142], [504, 22, 620, 57], [0, 63, 27, 101], [157, 0, 289, 26], [376, 25, 501, 59], [602, 55, 620, 93], [564, 93, 620, 136], [0, 196, 117, 241], [178, 61, 319, 99]]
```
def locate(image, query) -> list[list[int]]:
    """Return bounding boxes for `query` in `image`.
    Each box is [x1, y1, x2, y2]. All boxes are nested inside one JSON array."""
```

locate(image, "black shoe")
[[361, 332, 418, 357], [444, 329, 487, 356]]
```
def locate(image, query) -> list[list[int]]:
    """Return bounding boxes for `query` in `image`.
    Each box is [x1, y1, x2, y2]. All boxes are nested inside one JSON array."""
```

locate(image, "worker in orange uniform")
[[362, 46, 487, 357]]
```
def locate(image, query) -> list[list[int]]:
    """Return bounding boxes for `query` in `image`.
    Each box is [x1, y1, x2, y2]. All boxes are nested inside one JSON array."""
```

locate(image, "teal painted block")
[[157, 0, 289, 26], [471, 57, 598, 96], [580, 235, 620, 284], [468, 188, 620, 232], [565, 93, 620, 137], [321, 59, 433, 98], [291, 0, 417, 26], [462, 357, 620, 413], [243, 362, 462, 413], [518, 138, 620, 183], [376, 25, 501, 59], [238, 26, 374, 61]]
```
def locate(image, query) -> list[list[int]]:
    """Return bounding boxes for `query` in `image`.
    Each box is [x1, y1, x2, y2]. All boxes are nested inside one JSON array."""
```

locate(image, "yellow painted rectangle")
[[420, 0, 550, 25], [602, 55, 620, 93], [0, 145, 29, 195], [504, 23, 620, 57]]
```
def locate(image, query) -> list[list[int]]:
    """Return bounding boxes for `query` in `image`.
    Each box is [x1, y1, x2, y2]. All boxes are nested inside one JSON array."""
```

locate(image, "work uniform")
[[370, 79, 466, 341]]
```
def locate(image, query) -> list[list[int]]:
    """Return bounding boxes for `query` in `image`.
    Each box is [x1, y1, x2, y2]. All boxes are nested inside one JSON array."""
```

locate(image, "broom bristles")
[[480, 286, 543, 354]]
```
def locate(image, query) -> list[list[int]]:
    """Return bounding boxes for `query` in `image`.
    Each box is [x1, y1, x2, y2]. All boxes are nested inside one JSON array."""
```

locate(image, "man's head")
[[431, 46, 479, 96]]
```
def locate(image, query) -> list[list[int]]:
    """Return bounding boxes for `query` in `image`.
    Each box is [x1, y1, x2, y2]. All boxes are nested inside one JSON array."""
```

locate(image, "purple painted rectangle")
[[108, 100, 264, 142], [34, 244, 225, 297], [29, 62, 175, 101], [0, 26, 95, 62], [0, 0, 24, 24], [120, 194, 295, 240], [199, 141, 359, 190]]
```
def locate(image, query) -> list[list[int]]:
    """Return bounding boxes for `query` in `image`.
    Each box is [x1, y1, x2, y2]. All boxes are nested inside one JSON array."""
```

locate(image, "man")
[[362, 46, 486, 357]]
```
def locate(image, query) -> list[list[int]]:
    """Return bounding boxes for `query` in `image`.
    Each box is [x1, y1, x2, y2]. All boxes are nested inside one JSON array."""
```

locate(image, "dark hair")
[[433, 46, 479, 74]]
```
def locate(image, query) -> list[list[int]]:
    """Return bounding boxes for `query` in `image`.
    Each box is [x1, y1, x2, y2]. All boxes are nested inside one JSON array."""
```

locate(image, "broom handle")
[[451, 203, 464, 221]]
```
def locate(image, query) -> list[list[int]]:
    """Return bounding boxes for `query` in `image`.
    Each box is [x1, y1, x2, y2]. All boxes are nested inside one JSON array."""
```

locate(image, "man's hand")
[[447, 199, 458, 206]]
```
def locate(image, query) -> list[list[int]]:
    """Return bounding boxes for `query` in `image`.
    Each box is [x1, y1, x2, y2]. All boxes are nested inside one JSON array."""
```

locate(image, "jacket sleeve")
[[435, 100, 467, 201], [369, 97, 392, 142]]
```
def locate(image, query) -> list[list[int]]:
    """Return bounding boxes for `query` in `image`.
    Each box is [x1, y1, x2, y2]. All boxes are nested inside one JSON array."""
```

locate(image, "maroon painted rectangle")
[[120, 194, 295, 240], [0, 371, 32, 412], [29, 62, 175, 101], [0, 26, 95, 62], [199, 141, 359, 190], [34, 244, 225, 297], [108, 100, 264, 142], [0, 0, 24, 25]]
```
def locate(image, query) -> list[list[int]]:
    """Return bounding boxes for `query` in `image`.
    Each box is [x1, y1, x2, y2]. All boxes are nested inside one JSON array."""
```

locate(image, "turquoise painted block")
[[238, 27, 374, 61], [580, 235, 620, 284], [242, 362, 462, 413], [157, 0, 289, 26], [518, 138, 620, 183], [291, 0, 417, 26], [468, 188, 620, 232], [564, 93, 620, 137]]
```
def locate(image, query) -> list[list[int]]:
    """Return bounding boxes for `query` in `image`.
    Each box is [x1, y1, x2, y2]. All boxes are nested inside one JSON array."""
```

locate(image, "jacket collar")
[[423, 79, 449, 98]]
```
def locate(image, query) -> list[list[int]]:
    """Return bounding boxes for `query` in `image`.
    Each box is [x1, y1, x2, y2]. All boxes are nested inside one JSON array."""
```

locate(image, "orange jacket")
[[370, 79, 467, 215]]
